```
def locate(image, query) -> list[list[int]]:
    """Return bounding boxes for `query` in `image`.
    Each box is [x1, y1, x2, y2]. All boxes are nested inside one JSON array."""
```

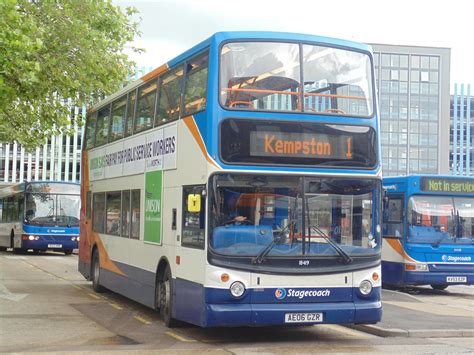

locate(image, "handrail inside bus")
[[222, 87, 367, 101]]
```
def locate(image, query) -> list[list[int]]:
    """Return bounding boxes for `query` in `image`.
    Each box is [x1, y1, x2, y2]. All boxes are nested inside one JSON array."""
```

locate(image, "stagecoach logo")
[[275, 288, 287, 300], [47, 229, 66, 233], [442, 255, 472, 262], [274, 288, 331, 300]]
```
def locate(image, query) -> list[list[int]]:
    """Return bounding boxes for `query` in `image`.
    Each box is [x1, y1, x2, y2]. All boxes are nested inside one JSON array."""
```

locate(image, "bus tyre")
[[431, 284, 448, 291], [64, 250, 73, 256], [91, 249, 105, 293], [158, 266, 177, 327]]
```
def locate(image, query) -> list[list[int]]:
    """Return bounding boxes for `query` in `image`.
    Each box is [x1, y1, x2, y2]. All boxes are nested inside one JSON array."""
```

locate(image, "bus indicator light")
[[372, 272, 379, 281], [220, 273, 230, 282]]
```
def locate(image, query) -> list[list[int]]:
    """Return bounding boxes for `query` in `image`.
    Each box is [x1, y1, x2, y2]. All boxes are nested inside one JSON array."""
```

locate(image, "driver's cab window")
[[182, 185, 205, 249], [383, 196, 404, 238]]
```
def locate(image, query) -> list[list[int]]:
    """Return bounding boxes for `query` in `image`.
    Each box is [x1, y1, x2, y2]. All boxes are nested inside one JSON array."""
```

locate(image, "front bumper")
[[405, 271, 474, 286], [21, 237, 78, 251], [203, 300, 382, 327]]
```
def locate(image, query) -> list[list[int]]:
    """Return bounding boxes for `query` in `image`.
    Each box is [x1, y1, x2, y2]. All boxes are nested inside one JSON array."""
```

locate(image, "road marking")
[[0, 283, 28, 302], [72, 285, 82, 290], [134, 315, 151, 325], [109, 302, 123, 310], [88, 293, 101, 300], [165, 331, 197, 342]]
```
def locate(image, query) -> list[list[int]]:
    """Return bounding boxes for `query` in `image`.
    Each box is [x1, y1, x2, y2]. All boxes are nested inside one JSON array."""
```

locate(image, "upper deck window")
[[220, 41, 374, 117]]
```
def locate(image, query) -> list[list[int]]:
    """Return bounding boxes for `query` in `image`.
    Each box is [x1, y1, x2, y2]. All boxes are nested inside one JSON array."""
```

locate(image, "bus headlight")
[[28, 235, 35, 241], [359, 280, 373, 295], [405, 263, 428, 272], [77, 237, 80, 242], [229, 281, 245, 298], [71, 237, 76, 241]]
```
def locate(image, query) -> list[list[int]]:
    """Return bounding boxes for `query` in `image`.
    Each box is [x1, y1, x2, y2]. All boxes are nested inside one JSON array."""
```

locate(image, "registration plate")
[[446, 276, 467, 283], [285, 312, 323, 323], [48, 244, 62, 248]]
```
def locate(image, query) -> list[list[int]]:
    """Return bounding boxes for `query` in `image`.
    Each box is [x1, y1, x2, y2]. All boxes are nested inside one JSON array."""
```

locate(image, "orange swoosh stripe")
[[385, 238, 417, 262], [183, 116, 220, 169], [141, 64, 169, 82]]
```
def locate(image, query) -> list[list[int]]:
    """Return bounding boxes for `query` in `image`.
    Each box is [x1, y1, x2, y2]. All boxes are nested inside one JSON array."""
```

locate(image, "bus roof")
[[90, 31, 373, 112]]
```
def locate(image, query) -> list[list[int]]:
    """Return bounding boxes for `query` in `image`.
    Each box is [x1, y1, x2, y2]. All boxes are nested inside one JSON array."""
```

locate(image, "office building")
[[450, 83, 473, 175], [371, 43, 451, 176]]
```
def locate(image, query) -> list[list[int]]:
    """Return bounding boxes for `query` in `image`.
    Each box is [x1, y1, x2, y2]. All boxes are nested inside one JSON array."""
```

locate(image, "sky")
[[115, 0, 472, 93]]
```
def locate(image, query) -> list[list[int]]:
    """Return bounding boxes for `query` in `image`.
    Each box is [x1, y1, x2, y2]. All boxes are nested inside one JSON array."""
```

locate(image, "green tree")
[[0, 0, 142, 148]]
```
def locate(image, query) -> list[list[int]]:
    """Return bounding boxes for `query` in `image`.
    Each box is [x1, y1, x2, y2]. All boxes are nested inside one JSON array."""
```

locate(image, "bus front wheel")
[[431, 284, 448, 291], [91, 249, 105, 293], [157, 266, 177, 327], [64, 250, 73, 256]]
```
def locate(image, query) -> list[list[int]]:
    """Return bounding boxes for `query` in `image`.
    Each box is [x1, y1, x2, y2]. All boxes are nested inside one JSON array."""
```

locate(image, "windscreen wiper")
[[252, 221, 294, 264], [309, 225, 353, 264]]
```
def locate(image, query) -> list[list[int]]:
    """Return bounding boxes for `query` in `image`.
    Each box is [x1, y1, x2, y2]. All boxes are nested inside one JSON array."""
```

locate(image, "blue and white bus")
[[0, 181, 80, 255], [79, 32, 382, 327], [382, 175, 474, 289]]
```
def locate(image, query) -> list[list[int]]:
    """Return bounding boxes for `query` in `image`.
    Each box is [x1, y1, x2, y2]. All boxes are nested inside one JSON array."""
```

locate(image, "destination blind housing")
[[220, 119, 377, 168]]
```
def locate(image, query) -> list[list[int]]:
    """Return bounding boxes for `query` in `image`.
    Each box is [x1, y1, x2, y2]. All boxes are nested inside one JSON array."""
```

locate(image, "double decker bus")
[[0, 181, 80, 255], [79, 32, 382, 327], [382, 175, 474, 289]]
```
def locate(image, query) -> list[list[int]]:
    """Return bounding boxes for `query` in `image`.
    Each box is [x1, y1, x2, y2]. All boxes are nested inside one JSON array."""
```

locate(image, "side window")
[[130, 189, 140, 239], [125, 91, 136, 137], [182, 185, 205, 249], [106, 191, 121, 236], [155, 66, 184, 126], [383, 196, 404, 238], [0, 199, 3, 222], [121, 190, 130, 238], [85, 112, 97, 149], [134, 81, 157, 133], [92, 192, 106, 233], [109, 96, 127, 142], [95, 106, 111, 146], [18, 196, 24, 222], [183, 53, 209, 115]]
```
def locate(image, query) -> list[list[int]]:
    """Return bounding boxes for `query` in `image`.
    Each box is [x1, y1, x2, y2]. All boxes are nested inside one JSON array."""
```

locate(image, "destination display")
[[220, 119, 376, 168], [250, 131, 353, 160], [421, 177, 474, 194]]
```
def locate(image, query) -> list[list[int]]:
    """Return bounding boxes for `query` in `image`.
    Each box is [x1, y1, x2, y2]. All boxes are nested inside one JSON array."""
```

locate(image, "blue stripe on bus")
[[382, 260, 474, 287], [98, 259, 381, 327], [23, 224, 79, 235]]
